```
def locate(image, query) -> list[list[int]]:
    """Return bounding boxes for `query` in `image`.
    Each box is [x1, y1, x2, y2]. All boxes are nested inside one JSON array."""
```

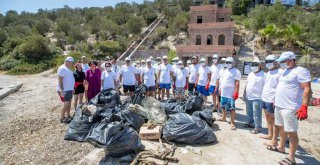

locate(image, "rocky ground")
[[0, 70, 319, 165]]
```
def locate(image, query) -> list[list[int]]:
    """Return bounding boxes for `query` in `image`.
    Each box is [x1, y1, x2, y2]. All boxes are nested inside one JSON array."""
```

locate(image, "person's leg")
[[161, 88, 165, 100], [203, 96, 207, 106], [277, 126, 286, 152], [73, 94, 78, 111], [246, 100, 254, 126], [166, 87, 170, 99], [212, 93, 217, 108], [61, 102, 68, 120], [260, 108, 272, 139], [65, 101, 72, 117], [219, 97, 227, 121], [230, 110, 236, 128], [79, 93, 84, 105], [287, 132, 298, 162], [252, 100, 262, 130]]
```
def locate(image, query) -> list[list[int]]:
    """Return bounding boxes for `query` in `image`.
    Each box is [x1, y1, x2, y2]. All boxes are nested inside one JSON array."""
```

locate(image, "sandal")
[[243, 124, 255, 128], [279, 158, 296, 165], [250, 128, 261, 134], [267, 145, 285, 154], [217, 118, 227, 122], [230, 125, 237, 130]]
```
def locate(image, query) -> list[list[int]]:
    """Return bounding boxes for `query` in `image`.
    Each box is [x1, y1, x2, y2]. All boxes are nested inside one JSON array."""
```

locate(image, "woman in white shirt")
[[173, 61, 189, 101], [142, 59, 157, 97], [101, 61, 117, 90]]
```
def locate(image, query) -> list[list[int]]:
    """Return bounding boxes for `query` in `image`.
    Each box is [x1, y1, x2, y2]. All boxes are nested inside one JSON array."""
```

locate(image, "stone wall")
[[189, 27, 234, 45]]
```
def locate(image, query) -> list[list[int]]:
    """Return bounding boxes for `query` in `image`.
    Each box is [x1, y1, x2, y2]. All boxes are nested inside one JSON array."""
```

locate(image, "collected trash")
[[131, 84, 147, 105], [90, 89, 121, 106], [162, 113, 216, 144], [141, 97, 167, 124], [121, 107, 145, 131], [139, 125, 161, 140], [185, 91, 204, 114], [99, 154, 135, 165], [160, 99, 186, 115], [192, 109, 213, 127]]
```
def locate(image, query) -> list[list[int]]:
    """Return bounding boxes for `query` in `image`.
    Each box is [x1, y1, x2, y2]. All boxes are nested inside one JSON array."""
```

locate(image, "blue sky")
[[0, 0, 145, 14]]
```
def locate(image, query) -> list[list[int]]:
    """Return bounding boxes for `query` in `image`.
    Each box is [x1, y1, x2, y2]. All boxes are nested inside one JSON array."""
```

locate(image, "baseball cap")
[[146, 58, 152, 62], [221, 58, 226, 61], [266, 55, 277, 61], [177, 60, 183, 65], [187, 60, 191, 64], [252, 57, 260, 64], [136, 60, 140, 64], [125, 57, 131, 61], [141, 60, 145, 63], [276, 51, 296, 62], [65, 56, 74, 63], [104, 56, 110, 61], [213, 54, 219, 59], [133, 62, 137, 66], [162, 56, 168, 59], [173, 57, 179, 61], [226, 57, 234, 63], [191, 56, 197, 59], [156, 57, 161, 60], [200, 58, 206, 62]]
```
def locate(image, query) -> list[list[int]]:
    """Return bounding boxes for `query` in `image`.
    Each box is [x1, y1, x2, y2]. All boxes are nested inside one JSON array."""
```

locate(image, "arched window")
[[218, 34, 225, 45], [195, 35, 201, 45], [207, 35, 213, 45]]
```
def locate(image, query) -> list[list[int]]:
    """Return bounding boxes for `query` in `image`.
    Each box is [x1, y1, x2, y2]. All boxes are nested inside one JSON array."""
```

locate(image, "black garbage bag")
[[64, 108, 96, 142], [185, 91, 204, 114], [99, 154, 135, 165], [90, 89, 120, 106], [162, 113, 215, 144], [192, 109, 213, 127], [120, 107, 145, 131], [160, 99, 186, 115], [131, 84, 147, 105], [104, 122, 143, 157]]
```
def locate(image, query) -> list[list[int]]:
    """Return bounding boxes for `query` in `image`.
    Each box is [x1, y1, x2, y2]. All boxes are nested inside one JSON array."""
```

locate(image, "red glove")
[[232, 92, 239, 100], [184, 84, 188, 90], [173, 84, 176, 89], [205, 84, 210, 90], [295, 105, 308, 120]]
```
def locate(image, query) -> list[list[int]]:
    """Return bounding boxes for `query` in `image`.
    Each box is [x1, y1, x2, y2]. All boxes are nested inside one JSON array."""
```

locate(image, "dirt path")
[[0, 71, 319, 165]]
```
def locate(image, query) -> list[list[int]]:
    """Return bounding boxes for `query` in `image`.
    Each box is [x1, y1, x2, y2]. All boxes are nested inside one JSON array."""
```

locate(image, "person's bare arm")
[[157, 70, 161, 84], [101, 80, 104, 89], [196, 73, 199, 85], [301, 82, 311, 106], [235, 80, 240, 93], [58, 76, 64, 96], [141, 73, 144, 84], [207, 73, 211, 85], [119, 74, 122, 84]]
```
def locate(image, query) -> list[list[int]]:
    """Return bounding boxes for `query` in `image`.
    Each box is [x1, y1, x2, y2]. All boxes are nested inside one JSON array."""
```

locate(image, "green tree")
[[0, 29, 8, 46], [228, 0, 252, 15], [126, 16, 146, 34], [281, 23, 305, 48], [168, 50, 177, 64], [4, 10, 18, 26], [56, 19, 71, 35], [179, 0, 193, 11], [93, 40, 122, 58], [19, 35, 51, 61], [35, 19, 51, 36]]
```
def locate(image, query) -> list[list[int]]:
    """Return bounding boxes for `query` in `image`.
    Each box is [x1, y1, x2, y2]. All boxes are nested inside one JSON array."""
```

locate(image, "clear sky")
[[0, 0, 145, 14]]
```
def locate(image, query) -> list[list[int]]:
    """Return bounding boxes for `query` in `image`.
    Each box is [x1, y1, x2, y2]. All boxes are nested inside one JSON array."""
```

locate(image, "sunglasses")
[[251, 63, 260, 67], [265, 60, 274, 63], [226, 62, 232, 64]]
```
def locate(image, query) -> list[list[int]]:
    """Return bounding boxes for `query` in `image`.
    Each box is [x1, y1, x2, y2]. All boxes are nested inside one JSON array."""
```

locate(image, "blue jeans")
[[246, 99, 262, 129]]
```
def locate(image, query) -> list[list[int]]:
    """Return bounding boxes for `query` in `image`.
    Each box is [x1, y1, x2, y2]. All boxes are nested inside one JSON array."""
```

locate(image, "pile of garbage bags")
[[64, 86, 216, 160]]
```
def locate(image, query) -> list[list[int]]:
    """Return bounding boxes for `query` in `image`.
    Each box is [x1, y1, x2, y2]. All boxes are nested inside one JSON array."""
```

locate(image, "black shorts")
[[74, 84, 84, 94], [123, 85, 135, 92], [57, 90, 73, 102], [146, 86, 156, 91], [188, 83, 196, 92]]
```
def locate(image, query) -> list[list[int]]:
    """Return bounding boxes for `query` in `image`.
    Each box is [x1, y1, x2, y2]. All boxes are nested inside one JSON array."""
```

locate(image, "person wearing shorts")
[[173, 60, 188, 101], [216, 57, 241, 130], [158, 55, 174, 100], [57, 56, 75, 123], [111, 58, 121, 93], [73, 62, 85, 112], [272, 52, 311, 165], [196, 58, 211, 106], [209, 54, 220, 111], [120, 57, 139, 97], [142, 59, 157, 97], [188, 56, 199, 92]]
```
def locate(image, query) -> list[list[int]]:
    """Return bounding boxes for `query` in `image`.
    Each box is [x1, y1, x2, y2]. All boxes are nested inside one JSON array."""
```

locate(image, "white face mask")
[[201, 62, 205, 67], [157, 61, 161, 65], [266, 63, 274, 69], [221, 63, 226, 68], [280, 63, 288, 70], [251, 66, 259, 72], [227, 64, 232, 69], [142, 64, 145, 67], [106, 67, 112, 71], [212, 59, 218, 64]]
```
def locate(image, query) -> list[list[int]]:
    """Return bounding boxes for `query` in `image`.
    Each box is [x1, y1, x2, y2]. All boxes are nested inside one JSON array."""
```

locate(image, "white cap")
[[173, 57, 179, 61], [133, 62, 137, 66], [213, 54, 219, 59], [226, 57, 234, 63], [200, 58, 206, 62], [177, 60, 183, 65], [162, 56, 168, 59], [125, 57, 131, 61], [146, 58, 152, 62], [276, 51, 296, 62], [136, 60, 140, 63], [141, 60, 145, 63], [252, 57, 260, 64], [156, 57, 161, 60], [266, 54, 277, 61], [187, 60, 191, 64], [221, 58, 226, 61], [149, 56, 153, 59], [65, 56, 74, 63]]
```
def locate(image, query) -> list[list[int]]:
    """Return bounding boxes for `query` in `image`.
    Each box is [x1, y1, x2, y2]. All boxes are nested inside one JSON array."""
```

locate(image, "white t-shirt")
[[56, 64, 75, 91], [245, 71, 264, 100], [219, 67, 241, 99], [189, 64, 200, 83], [174, 68, 189, 88], [210, 64, 220, 86], [143, 67, 156, 87], [100, 62, 106, 71], [101, 71, 116, 89], [197, 66, 211, 86], [261, 69, 282, 103], [138, 66, 145, 75], [120, 65, 138, 86], [112, 64, 121, 80], [82, 63, 90, 73], [275, 66, 311, 110], [158, 63, 173, 84]]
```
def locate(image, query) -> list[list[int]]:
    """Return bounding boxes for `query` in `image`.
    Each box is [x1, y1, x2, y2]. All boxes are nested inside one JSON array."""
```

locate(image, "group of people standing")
[[56, 51, 313, 165]]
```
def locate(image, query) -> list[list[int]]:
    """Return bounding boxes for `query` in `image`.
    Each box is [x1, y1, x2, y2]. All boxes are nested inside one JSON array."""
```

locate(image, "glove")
[[184, 84, 188, 90], [232, 92, 239, 100], [295, 105, 308, 120], [205, 84, 210, 90]]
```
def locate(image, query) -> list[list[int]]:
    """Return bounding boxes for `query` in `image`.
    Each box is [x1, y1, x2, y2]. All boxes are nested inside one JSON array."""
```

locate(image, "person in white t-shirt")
[[142, 59, 157, 97], [173, 61, 189, 101], [57, 56, 75, 123], [185, 60, 192, 75], [196, 58, 211, 106], [216, 57, 241, 130], [158, 55, 174, 100], [209, 54, 220, 111], [244, 58, 264, 134], [155, 57, 162, 99], [271, 52, 311, 164], [101, 61, 117, 90], [171, 57, 179, 98], [81, 56, 90, 100], [260, 55, 282, 146], [120, 57, 140, 97], [216, 57, 227, 115], [100, 56, 110, 71], [188, 56, 200, 92], [111, 58, 121, 93]]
